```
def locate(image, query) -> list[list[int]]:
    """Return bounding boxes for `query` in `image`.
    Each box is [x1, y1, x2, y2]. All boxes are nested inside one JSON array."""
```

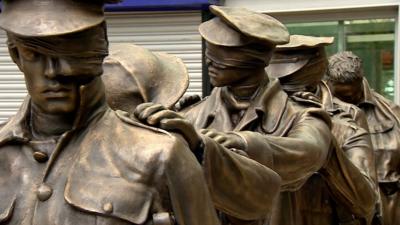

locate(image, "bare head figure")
[[326, 51, 364, 83], [326, 51, 364, 104]]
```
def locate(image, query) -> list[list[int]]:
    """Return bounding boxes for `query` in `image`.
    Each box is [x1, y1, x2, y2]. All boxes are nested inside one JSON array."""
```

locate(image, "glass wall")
[[286, 19, 395, 100]]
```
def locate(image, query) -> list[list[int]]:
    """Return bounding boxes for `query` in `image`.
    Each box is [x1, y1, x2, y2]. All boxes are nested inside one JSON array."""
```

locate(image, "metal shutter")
[[0, 32, 26, 123], [0, 11, 202, 122], [106, 11, 202, 95]]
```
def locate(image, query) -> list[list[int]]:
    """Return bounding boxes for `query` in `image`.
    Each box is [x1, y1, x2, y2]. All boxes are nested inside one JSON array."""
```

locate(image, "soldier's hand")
[[200, 129, 248, 157], [134, 102, 202, 151], [174, 94, 202, 111]]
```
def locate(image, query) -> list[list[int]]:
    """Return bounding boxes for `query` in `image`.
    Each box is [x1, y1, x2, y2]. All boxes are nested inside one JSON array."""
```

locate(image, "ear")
[[7, 42, 24, 72]]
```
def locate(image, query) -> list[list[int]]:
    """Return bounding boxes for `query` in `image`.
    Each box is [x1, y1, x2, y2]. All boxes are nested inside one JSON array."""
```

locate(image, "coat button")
[[37, 183, 53, 201], [103, 202, 113, 214], [33, 151, 49, 163]]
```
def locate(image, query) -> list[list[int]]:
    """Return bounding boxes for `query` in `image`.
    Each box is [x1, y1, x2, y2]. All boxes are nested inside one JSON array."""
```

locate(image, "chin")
[[41, 102, 77, 115], [210, 78, 228, 87], [44, 107, 76, 115]]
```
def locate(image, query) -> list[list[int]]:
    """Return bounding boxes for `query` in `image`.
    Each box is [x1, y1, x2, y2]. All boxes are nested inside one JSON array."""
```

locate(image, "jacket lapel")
[[235, 80, 288, 133]]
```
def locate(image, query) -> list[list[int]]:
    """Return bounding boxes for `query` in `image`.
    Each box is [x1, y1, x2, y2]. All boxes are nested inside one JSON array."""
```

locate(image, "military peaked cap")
[[275, 35, 334, 51], [267, 35, 334, 78], [199, 5, 289, 47], [0, 0, 122, 37]]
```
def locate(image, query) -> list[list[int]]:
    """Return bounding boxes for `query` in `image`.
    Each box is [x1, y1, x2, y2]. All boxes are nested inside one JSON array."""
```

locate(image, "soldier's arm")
[[320, 122, 377, 219], [340, 121, 377, 185], [134, 103, 282, 222], [233, 109, 332, 191], [164, 135, 221, 225], [201, 136, 281, 222]]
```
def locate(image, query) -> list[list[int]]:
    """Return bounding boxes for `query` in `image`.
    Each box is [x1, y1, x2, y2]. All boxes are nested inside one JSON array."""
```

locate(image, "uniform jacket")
[[0, 78, 221, 225], [357, 79, 400, 225], [320, 81, 376, 185], [181, 78, 332, 224], [287, 82, 377, 225], [320, 81, 370, 131]]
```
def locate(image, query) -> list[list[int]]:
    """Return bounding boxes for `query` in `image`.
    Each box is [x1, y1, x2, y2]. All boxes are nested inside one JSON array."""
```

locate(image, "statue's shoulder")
[[289, 91, 324, 109], [286, 92, 332, 128], [114, 110, 171, 135], [111, 110, 188, 154], [372, 91, 400, 118]]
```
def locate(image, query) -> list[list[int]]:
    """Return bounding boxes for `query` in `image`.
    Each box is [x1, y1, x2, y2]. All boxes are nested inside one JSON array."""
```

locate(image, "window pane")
[[345, 19, 395, 100], [286, 21, 339, 56]]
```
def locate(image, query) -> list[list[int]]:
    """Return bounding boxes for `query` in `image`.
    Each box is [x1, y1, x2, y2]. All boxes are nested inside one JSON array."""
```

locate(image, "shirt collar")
[[359, 78, 376, 107]]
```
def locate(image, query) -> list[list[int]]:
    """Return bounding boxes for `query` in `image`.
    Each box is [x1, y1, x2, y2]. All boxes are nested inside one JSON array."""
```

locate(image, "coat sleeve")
[[201, 136, 281, 222], [235, 109, 332, 191], [164, 135, 221, 225], [320, 118, 378, 220]]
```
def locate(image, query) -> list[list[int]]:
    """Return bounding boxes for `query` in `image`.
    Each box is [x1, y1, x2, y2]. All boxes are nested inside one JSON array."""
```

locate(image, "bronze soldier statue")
[[134, 6, 333, 225], [267, 35, 378, 225], [0, 0, 222, 224], [267, 35, 369, 129], [326, 51, 400, 225], [102, 43, 283, 225]]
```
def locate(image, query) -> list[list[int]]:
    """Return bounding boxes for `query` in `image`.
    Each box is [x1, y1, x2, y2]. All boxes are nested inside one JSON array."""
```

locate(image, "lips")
[[43, 88, 71, 98]]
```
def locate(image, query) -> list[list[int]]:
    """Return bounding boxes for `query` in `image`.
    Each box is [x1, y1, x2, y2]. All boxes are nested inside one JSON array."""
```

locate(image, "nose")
[[44, 57, 57, 79]]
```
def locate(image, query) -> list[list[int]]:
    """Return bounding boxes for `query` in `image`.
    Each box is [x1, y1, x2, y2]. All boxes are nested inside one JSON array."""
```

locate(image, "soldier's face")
[[206, 57, 254, 87], [205, 43, 270, 87], [328, 79, 364, 105], [12, 45, 103, 115]]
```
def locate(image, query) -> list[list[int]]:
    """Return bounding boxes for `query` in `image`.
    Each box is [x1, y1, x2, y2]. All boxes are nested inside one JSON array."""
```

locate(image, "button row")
[[36, 183, 114, 215]]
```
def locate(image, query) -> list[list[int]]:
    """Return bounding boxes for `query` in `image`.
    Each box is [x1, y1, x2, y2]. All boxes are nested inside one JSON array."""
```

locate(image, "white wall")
[[224, 0, 399, 13]]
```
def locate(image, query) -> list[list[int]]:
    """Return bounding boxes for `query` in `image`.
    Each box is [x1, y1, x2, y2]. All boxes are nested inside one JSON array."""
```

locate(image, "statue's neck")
[[30, 103, 75, 139], [29, 77, 106, 140]]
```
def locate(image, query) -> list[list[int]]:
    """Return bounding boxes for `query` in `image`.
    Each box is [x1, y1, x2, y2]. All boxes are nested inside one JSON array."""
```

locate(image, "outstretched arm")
[[135, 102, 282, 222], [321, 118, 378, 220], [165, 135, 221, 225], [232, 109, 332, 191]]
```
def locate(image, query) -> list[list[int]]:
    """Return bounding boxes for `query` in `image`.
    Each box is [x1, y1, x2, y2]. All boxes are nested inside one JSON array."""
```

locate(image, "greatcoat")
[[0, 78, 223, 225], [181, 78, 332, 224], [278, 81, 377, 225], [356, 78, 400, 225]]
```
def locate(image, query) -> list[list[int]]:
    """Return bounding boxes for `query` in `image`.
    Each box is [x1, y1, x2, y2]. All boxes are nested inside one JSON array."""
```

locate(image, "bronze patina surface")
[[0, 0, 220, 225], [134, 6, 335, 225], [268, 35, 378, 225], [327, 51, 400, 225], [102, 43, 189, 113]]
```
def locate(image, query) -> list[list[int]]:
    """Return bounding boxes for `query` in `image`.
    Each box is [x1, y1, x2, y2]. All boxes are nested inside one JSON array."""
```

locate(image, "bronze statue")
[[326, 51, 400, 225], [103, 42, 284, 225], [267, 35, 378, 225], [267, 35, 369, 129], [102, 43, 190, 113], [134, 6, 334, 225], [0, 0, 221, 224]]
